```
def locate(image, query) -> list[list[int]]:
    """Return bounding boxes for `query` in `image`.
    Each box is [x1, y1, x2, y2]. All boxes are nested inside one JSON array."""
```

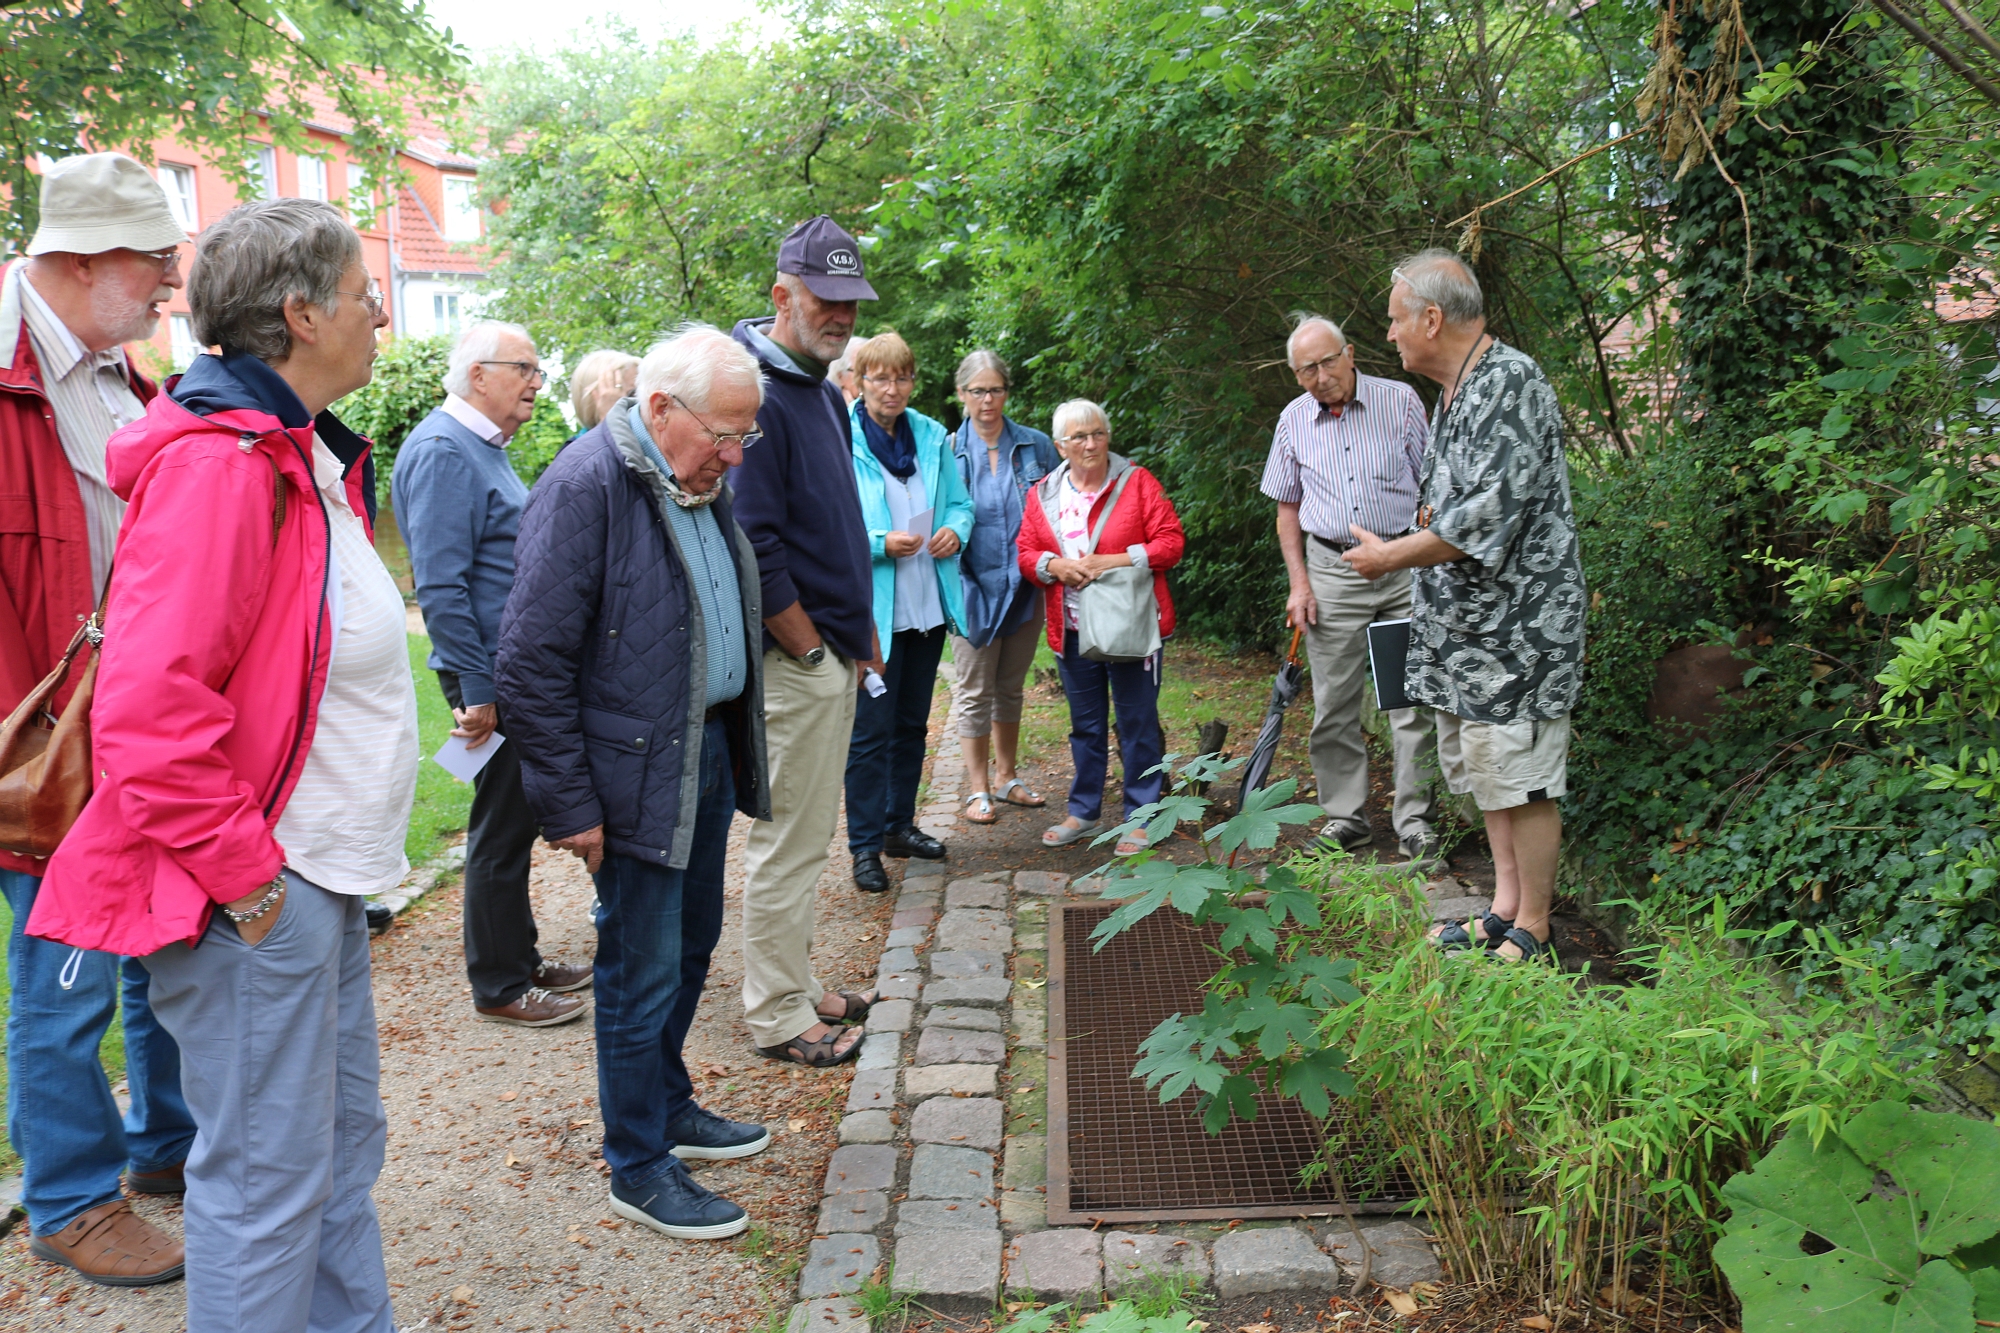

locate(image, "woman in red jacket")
[[1016, 399, 1185, 855]]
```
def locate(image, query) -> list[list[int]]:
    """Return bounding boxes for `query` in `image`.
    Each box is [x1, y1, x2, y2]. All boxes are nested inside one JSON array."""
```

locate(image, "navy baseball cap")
[[777, 214, 878, 302]]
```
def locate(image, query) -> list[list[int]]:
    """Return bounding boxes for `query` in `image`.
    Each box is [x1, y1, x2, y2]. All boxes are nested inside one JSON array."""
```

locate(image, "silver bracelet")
[[222, 875, 287, 924]]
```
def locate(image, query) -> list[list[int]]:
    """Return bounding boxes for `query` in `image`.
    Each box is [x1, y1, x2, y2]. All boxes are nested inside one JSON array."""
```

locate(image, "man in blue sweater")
[[730, 216, 884, 1065], [392, 321, 590, 1028]]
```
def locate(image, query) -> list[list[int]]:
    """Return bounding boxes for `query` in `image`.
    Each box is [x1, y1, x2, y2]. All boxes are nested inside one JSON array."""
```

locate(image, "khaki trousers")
[[1303, 542, 1437, 838], [741, 648, 858, 1048]]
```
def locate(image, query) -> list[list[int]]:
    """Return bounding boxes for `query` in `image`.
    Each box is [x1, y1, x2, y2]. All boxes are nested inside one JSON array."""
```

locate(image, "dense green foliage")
[[1, 0, 464, 244], [1715, 1100, 2000, 1332]]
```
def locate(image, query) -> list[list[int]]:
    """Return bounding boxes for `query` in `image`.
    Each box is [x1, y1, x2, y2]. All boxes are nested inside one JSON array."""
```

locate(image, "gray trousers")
[[1303, 541, 1437, 838], [142, 873, 393, 1333]]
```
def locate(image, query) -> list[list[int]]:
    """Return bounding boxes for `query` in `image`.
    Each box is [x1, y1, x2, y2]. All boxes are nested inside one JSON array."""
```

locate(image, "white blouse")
[[272, 437, 421, 896]]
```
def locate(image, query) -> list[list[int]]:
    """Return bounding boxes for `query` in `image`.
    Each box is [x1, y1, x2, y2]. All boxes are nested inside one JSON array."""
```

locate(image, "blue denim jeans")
[[1057, 630, 1166, 822], [845, 626, 947, 853], [2, 867, 196, 1236], [591, 717, 732, 1190]]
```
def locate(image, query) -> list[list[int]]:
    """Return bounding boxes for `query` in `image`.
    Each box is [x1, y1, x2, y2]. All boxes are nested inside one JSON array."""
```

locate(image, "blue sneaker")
[[667, 1104, 772, 1161], [609, 1160, 748, 1240]]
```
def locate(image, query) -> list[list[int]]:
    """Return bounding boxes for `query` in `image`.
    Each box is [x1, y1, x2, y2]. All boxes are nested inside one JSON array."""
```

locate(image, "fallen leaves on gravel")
[[451, 1285, 473, 1303]]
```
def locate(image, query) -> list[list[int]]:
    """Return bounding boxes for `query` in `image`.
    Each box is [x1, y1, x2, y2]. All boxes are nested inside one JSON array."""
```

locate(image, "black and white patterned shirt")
[[1407, 342, 1585, 723]]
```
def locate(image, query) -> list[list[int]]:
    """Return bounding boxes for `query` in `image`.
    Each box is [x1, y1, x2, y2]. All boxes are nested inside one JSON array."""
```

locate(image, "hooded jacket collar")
[[169, 351, 371, 476], [732, 317, 825, 386]]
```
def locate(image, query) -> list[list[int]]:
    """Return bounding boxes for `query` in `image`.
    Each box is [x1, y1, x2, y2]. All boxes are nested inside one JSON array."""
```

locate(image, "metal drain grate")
[[1046, 900, 1419, 1224]]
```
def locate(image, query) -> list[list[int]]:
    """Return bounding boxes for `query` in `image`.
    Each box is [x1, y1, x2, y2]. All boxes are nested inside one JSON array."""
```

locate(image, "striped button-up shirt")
[[13, 267, 145, 599], [1258, 372, 1429, 542]]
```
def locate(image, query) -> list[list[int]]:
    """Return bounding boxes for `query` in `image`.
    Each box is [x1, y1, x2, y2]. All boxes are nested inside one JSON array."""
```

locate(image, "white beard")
[[92, 284, 158, 346]]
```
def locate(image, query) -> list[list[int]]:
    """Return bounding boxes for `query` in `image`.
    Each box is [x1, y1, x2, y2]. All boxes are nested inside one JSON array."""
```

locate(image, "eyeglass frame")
[[478, 359, 547, 386], [1059, 428, 1110, 445], [670, 393, 762, 451], [1291, 345, 1353, 381], [134, 247, 183, 275], [861, 373, 917, 388], [337, 286, 387, 319], [960, 385, 1008, 400]]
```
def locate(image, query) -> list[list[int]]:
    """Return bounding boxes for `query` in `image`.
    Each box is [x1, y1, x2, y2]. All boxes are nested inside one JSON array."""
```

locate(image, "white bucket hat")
[[27, 153, 191, 257]]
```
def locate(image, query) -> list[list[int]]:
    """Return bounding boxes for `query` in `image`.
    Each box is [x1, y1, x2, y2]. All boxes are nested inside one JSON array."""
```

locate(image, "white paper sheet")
[[434, 731, 505, 783], [907, 506, 934, 537]]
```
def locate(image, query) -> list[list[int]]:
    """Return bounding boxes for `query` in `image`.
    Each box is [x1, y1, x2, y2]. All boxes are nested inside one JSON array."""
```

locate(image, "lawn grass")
[[404, 632, 475, 869]]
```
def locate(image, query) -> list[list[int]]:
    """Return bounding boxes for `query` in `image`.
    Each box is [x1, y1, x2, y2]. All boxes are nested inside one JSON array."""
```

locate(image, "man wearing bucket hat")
[[0, 152, 198, 1285]]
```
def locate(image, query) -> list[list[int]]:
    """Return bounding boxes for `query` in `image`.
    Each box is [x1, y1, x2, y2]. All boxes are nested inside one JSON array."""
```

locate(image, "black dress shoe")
[[852, 851, 890, 893], [883, 824, 947, 860], [364, 902, 393, 935]]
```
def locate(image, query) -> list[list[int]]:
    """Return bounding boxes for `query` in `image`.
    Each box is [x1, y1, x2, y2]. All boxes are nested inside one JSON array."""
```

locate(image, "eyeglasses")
[[863, 373, 916, 388], [136, 247, 183, 275], [339, 286, 386, 318], [480, 360, 546, 386], [1292, 347, 1351, 381], [962, 386, 1008, 400], [672, 394, 762, 451], [1059, 429, 1110, 445]]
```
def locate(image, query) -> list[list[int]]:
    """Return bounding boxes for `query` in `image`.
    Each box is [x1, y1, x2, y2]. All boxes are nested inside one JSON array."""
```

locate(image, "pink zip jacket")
[[26, 391, 361, 956]]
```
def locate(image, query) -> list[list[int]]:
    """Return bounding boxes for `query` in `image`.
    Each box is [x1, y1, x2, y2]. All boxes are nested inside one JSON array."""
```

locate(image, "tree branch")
[[1869, 0, 2000, 108]]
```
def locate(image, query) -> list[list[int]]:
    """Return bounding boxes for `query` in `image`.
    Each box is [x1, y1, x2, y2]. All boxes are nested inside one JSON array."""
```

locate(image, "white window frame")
[[157, 163, 199, 232], [297, 156, 330, 204], [440, 175, 481, 242], [169, 313, 200, 371], [244, 144, 277, 201]]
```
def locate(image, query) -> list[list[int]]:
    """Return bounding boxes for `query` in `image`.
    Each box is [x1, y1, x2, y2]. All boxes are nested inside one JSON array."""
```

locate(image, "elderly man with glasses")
[[393, 320, 592, 1029], [496, 323, 773, 1239], [0, 151, 198, 1288], [1260, 312, 1439, 864]]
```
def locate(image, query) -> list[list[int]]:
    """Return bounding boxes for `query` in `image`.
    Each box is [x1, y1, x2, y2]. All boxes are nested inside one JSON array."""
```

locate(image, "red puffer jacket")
[[0, 264, 158, 877], [1016, 454, 1185, 655]]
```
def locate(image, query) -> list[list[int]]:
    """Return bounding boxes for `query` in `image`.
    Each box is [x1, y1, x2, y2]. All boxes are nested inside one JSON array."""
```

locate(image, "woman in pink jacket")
[[1016, 399, 1185, 856], [29, 198, 412, 1333]]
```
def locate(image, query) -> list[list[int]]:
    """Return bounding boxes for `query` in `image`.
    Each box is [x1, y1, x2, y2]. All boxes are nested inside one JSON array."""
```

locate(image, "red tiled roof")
[[394, 185, 487, 276]]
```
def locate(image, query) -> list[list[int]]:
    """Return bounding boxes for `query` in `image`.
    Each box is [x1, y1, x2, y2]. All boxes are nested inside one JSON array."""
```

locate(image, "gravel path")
[[0, 815, 893, 1333]]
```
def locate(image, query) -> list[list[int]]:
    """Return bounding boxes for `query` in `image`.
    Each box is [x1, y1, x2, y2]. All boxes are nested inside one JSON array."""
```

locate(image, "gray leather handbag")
[[1073, 472, 1162, 663]]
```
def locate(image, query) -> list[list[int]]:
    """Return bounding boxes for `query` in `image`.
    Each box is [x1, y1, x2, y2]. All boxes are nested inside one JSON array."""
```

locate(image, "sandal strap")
[[1431, 919, 1475, 952], [761, 1029, 858, 1067], [1497, 926, 1552, 961], [1480, 913, 1515, 947]]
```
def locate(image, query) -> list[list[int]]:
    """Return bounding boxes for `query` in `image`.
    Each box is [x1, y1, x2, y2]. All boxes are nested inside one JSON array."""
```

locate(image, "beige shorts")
[[1435, 711, 1570, 812]]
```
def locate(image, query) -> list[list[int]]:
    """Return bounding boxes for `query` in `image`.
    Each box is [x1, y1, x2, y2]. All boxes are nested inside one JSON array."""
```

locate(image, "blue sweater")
[[391, 409, 527, 707], [728, 318, 875, 662]]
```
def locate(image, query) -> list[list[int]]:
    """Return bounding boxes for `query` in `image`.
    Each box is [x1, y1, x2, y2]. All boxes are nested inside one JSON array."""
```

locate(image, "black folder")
[[1366, 618, 1413, 711]]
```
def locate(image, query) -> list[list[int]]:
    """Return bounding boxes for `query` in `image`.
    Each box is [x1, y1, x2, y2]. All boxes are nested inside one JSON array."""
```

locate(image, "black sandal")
[[819, 991, 876, 1025], [1428, 919, 1475, 951], [758, 1028, 863, 1067], [1492, 925, 1553, 963], [1479, 913, 1515, 950]]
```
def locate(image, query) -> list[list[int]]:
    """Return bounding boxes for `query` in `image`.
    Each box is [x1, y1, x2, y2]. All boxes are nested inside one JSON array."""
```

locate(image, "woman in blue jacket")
[[948, 350, 1061, 824], [844, 331, 974, 893]]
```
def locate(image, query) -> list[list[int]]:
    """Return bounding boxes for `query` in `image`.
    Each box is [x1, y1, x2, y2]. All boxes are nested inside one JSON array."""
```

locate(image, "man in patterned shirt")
[[1260, 313, 1438, 863], [1343, 250, 1586, 963]]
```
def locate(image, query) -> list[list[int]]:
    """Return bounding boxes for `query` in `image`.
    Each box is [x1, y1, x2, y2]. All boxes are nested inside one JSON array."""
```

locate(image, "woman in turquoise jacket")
[[843, 331, 975, 893]]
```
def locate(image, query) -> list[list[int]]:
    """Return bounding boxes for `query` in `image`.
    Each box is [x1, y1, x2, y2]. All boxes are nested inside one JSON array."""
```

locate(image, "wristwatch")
[[799, 645, 828, 668]]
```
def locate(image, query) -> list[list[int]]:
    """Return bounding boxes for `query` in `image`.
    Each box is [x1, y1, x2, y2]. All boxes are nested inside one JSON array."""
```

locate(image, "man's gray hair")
[[187, 198, 361, 362], [1391, 248, 1484, 324], [637, 322, 766, 414], [955, 348, 1010, 391], [444, 320, 534, 397], [1051, 398, 1108, 443], [1284, 312, 1347, 367]]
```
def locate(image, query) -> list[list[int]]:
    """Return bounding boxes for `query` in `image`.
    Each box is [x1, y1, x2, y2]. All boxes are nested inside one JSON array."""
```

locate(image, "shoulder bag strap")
[[1082, 471, 1135, 557]]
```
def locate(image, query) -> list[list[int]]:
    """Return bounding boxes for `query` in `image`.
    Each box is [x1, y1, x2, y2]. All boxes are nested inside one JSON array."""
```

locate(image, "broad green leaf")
[[1888, 1260, 1974, 1333], [1842, 1103, 2000, 1255], [1719, 1128, 1917, 1287], [1715, 1203, 1902, 1331], [1968, 1265, 2000, 1322]]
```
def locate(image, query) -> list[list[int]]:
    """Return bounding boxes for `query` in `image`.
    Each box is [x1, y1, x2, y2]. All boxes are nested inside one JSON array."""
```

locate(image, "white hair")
[[1285, 313, 1347, 367], [1391, 248, 1484, 325], [636, 322, 766, 415], [1051, 398, 1108, 443], [443, 320, 534, 397], [827, 335, 867, 381]]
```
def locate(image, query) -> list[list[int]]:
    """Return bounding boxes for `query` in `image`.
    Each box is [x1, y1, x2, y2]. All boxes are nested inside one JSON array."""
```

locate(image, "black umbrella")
[[1237, 627, 1306, 812]]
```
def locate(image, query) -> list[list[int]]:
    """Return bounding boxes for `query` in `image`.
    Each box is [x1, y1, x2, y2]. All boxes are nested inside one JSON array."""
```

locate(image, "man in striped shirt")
[[0, 153, 197, 1286], [1259, 313, 1439, 862]]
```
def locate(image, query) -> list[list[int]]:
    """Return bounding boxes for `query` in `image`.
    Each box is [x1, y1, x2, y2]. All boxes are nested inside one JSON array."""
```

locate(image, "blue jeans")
[[845, 626, 947, 853], [1057, 630, 1166, 822], [591, 717, 732, 1190], [2, 868, 196, 1236]]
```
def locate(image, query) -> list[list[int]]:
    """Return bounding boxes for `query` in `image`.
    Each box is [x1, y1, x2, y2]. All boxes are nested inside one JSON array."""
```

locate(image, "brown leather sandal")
[[818, 990, 877, 1025], [758, 1027, 863, 1067]]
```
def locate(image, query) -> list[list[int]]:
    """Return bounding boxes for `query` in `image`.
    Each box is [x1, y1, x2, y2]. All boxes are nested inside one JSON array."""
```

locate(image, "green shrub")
[[1306, 885, 1942, 1307], [334, 335, 451, 509]]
